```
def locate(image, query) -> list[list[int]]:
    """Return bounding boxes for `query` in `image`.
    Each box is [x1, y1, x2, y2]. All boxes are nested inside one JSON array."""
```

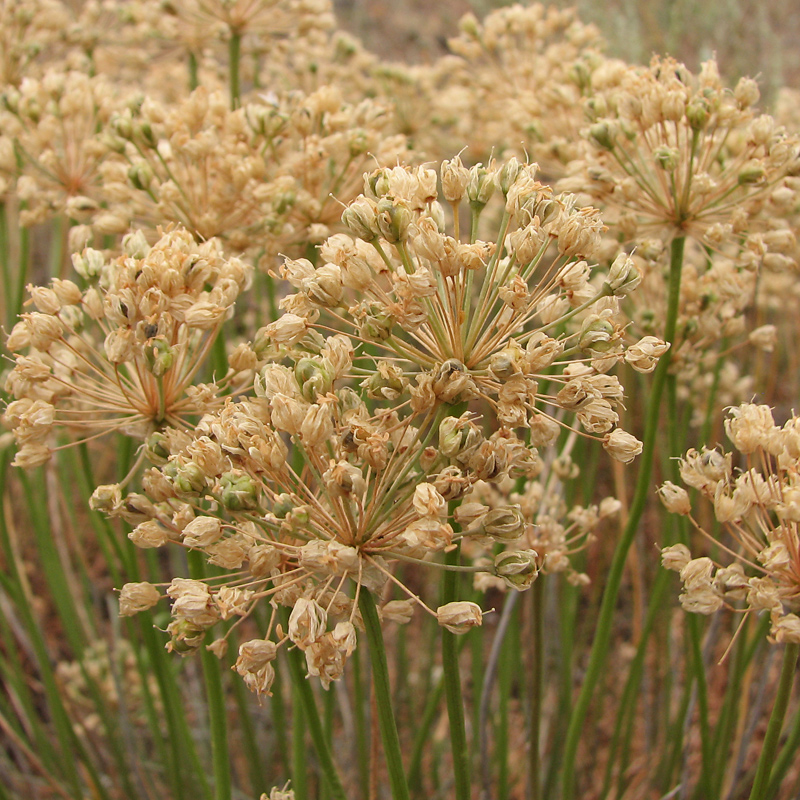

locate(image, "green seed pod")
[[366, 167, 392, 198], [654, 145, 679, 172], [167, 619, 206, 654], [342, 197, 378, 240], [144, 337, 174, 377], [359, 305, 394, 342], [466, 165, 496, 208], [589, 121, 616, 150], [499, 158, 523, 195], [295, 357, 334, 401], [220, 472, 259, 511], [494, 550, 540, 590], [604, 253, 642, 297], [483, 506, 526, 541], [364, 366, 405, 400], [439, 416, 472, 458], [686, 97, 710, 131], [136, 120, 157, 148], [579, 316, 616, 353], [375, 197, 412, 243], [738, 164, 765, 185], [174, 462, 207, 496], [110, 113, 134, 140], [127, 162, 154, 191], [272, 493, 294, 519]]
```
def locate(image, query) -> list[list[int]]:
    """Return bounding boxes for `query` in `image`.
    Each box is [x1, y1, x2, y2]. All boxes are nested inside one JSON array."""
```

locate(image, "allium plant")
[[106, 158, 652, 798], [554, 57, 800, 429], [0, 69, 133, 238], [4, 4, 800, 800], [561, 56, 799, 242], [662, 403, 800, 799], [114, 155, 654, 644]]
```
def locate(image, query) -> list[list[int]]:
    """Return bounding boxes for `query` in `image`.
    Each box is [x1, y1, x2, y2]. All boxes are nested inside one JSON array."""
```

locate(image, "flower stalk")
[[748, 642, 799, 800], [358, 588, 411, 800], [560, 235, 685, 799], [442, 540, 472, 800]]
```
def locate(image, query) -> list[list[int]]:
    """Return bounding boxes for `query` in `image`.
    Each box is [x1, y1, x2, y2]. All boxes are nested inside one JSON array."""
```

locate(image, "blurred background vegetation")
[[333, 0, 800, 102]]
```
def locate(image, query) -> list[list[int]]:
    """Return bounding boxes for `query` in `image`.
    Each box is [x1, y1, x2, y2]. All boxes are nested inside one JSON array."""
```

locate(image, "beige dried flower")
[[443, 3, 607, 172], [3, 227, 252, 467], [663, 404, 800, 642], [98, 85, 407, 259], [436, 601, 483, 634], [272, 159, 644, 450], [560, 56, 800, 243]]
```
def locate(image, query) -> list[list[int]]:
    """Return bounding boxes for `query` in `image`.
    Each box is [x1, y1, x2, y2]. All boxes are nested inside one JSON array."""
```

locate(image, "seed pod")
[[494, 550, 540, 590]]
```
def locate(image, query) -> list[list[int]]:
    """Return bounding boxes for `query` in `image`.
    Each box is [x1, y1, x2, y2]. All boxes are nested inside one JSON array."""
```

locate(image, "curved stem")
[[358, 589, 411, 800], [291, 680, 308, 800], [560, 236, 685, 800], [748, 642, 799, 800]]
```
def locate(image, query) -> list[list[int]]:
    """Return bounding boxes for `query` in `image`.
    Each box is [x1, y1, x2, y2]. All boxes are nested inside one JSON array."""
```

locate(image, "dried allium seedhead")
[[271, 159, 647, 450], [560, 56, 800, 243], [56, 639, 159, 734], [98, 85, 407, 258], [662, 404, 800, 643], [0, 70, 132, 229], [442, 3, 607, 172], [556, 57, 799, 417], [3, 227, 253, 468], [110, 161, 645, 694], [0, 0, 70, 86]]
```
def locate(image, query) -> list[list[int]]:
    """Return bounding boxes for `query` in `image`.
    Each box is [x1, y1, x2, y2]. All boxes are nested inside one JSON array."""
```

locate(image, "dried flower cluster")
[[560, 56, 800, 242], [101, 158, 655, 693], [4, 0, 799, 728], [4, 227, 252, 467], [444, 3, 607, 171], [94, 85, 406, 258], [662, 404, 800, 643]]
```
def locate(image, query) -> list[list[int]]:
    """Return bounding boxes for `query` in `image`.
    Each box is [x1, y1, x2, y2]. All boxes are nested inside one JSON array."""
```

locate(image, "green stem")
[[0, 201, 11, 329], [352, 642, 371, 799], [269, 653, 291, 778], [687, 613, 713, 799], [285, 645, 348, 800], [358, 589, 411, 800], [748, 642, 799, 800], [229, 32, 242, 109], [668, 374, 713, 799], [497, 603, 516, 800], [188, 50, 199, 91], [560, 235, 685, 800], [13, 220, 30, 325], [766, 685, 800, 798], [442, 541, 471, 800], [292, 681, 308, 800], [528, 575, 544, 800], [187, 552, 231, 800]]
